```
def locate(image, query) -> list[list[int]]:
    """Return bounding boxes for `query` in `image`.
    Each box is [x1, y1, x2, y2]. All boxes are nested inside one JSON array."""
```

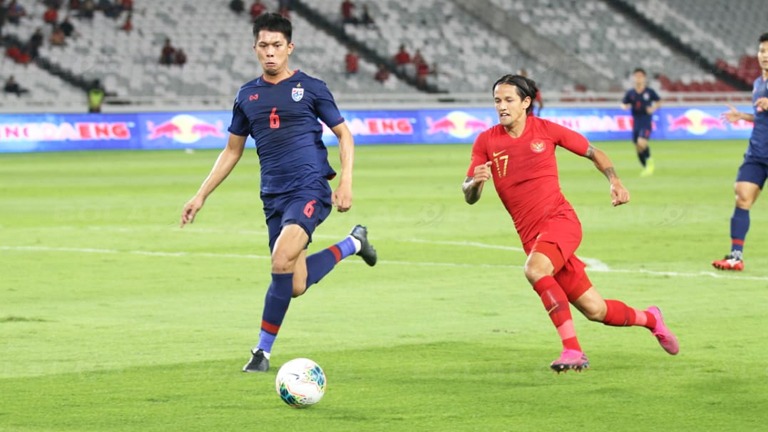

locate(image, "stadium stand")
[[0, 0, 757, 111], [1, 0, 413, 110], [487, 0, 721, 92], [301, 0, 575, 94], [621, 0, 764, 88]]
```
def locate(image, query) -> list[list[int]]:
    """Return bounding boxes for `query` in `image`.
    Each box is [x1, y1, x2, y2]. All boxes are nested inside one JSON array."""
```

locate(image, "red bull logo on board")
[[666, 109, 726, 136], [426, 111, 491, 139], [146, 114, 225, 144]]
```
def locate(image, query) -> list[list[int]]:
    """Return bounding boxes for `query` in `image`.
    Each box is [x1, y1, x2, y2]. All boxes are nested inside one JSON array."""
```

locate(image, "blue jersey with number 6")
[[228, 70, 345, 194]]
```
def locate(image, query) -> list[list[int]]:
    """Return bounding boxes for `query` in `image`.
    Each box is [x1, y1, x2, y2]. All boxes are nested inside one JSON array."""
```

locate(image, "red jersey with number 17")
[[466, 116, 590, 246]]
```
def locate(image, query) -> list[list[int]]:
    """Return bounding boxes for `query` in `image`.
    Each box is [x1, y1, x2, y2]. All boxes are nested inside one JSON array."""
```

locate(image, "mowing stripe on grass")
[[3, 245, 767, 281]]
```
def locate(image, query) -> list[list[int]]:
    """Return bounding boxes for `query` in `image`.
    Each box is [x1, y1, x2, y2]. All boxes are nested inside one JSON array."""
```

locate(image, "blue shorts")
[[632, 125, 652, 143], [736, 157, 768, 189], [262, 181, 333, 251]]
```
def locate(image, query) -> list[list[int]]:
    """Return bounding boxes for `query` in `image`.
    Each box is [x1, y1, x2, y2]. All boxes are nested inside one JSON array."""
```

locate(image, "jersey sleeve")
[[621, 90, 631, 104], [650, 88, 661, 102], [227, 95, 250, 137], [548, 121, 590, 156], [314, 81, 345, 129], [466, 131, 489, 177]]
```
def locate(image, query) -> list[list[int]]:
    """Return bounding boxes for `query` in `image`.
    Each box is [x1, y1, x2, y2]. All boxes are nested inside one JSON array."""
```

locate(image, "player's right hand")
[[472, 161, 493, 184], [722, 103, 742, 123], [180, 195, 205, 227]]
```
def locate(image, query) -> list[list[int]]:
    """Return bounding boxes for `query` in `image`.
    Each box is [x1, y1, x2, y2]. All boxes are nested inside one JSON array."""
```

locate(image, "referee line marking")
[[3, 245, 768, 282]]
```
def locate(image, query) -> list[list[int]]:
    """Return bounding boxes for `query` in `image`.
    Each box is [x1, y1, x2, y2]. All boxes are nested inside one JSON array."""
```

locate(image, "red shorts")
[[524, 211, 592, 301]]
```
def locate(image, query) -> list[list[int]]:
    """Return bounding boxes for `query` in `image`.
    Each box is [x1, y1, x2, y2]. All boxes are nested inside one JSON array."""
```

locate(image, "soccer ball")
[[275, 358, 326, 408]]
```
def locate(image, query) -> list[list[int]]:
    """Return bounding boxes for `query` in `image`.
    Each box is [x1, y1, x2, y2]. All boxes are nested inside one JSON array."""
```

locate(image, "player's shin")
[[256, 273, 294, 355], [533, 276, 581, 351], [602, 300, 656, 329], [304, 236, 358, 288]]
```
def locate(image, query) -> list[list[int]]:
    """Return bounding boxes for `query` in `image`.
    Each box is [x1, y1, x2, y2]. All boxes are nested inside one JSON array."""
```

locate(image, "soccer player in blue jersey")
[[621, 68, 661, 177], [180, 13, 377, 372], [712, 33, 768, 271]]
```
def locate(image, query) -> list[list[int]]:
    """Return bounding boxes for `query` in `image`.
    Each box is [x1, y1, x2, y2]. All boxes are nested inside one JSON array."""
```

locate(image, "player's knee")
[[581, 300, 607, 322], [523, 263, 548, 284], [271, 251, 296, 274], [291, 284, 307, 298], [734, 190, 755, 209]]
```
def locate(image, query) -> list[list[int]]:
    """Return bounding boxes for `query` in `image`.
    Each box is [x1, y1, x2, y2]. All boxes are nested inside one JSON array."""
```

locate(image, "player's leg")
[[244, 223, 309, 372], [524, 242, 588, 372], [632, 127, 646, 168], [297, 224, 377, 297], [637, 128, 654, 176], [713, 159, 766, 270], [564, 273, 679, 355]]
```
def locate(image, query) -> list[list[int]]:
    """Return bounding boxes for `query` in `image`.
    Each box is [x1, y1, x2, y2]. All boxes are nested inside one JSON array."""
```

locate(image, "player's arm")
[[331, 122, 354, 212], [585, 145, 630, 207], [180, 133, 247, 226], [647, 99, 661, 114], [723, 103, 755, 123], [462, 162, 492, 205]]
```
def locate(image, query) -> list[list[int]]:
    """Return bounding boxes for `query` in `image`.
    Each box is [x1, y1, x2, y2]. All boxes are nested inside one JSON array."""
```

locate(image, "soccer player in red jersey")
[[463, 74, 679, 372]]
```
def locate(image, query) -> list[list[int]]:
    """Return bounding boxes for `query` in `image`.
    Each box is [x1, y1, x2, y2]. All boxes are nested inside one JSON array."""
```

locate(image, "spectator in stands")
[[621, 67, 661, 177], [174, 48, 187, 67], [101, 0, 121, 19], [121, 0, 132, 12], [6, 0, 26, 24], [119, 10, 132, 32], [6, 44, 30, 64], [60, 14, 76, 37], [416, 59, 430, 89], [393, 44, 411, 74], [341, 0, 356, 25], [230, 0, 244, 15], [0, 0, 7, 36], [344, 48, 359, 77], [27, 28, 44, 59], [250, 0, 266, 22], [518, 68, 544, 116], [78, 0, 95, 19], [87, 79, 105, 113], [68, 0, 81, 11], [4, 75, 29, 97], [43, 0, 63, 9], [360, 4, 374, 27], [374, 63, 389, 84], [159, 38, 176, 66], [43, 4, 59, 25], [278, 0, 291, 19], [50, 24, 67, 46]]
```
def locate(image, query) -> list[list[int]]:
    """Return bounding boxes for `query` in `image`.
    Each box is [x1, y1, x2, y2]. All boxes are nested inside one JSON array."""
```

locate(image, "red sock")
[[533, 276, 581, 352], [603, 300, 656, 329]]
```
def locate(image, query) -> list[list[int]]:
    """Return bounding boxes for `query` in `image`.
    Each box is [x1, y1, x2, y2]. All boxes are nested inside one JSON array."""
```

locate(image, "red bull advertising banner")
[[0, 106, 755, 153]]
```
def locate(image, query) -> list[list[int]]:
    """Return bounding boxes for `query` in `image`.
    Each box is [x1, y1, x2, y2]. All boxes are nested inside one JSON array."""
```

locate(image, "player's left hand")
[[333, 183, 352, 212], [755, 97, 768, 112], [610, 182, 630, 207]]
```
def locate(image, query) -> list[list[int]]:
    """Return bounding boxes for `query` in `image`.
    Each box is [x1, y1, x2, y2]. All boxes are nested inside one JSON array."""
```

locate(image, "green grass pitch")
[[2, 140, 767, 431]]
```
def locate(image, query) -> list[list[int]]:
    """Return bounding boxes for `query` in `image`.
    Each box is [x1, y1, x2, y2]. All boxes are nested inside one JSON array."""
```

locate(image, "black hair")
[[633, 67, 647, 76], [253, 13, 292, 43], [760, 33, 768, 44], [492, 74, 538, 115]]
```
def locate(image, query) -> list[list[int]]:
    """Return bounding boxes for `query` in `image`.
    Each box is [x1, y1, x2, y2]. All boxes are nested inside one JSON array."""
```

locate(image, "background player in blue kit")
[[712, 33, 768, 272], [621, 68, 661, 177], [180, 13, 377, 372]]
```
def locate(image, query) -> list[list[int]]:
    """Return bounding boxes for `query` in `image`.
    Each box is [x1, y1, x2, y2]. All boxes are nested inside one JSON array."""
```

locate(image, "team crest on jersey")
[[530, 140, 546, 153], [292, 84, 304, 102], [643, 92, 650, 100]]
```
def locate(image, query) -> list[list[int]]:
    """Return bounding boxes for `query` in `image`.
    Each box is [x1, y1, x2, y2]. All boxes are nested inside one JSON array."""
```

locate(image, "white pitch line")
[[3, 245, 768, 281]]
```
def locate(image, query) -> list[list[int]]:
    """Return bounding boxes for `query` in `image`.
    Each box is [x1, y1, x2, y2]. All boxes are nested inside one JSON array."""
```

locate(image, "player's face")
[[254, 30, 294, 77], [493, 84, 530, 128], [633, 71, 646, 88], [758, 41, 768, 72]]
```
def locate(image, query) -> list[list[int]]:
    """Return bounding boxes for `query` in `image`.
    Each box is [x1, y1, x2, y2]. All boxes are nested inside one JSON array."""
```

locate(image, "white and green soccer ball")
[[275, 358, 326, 408]]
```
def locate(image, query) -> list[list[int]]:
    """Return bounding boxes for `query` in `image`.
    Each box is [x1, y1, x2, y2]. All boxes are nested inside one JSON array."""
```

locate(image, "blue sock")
[[305, 237, 357, 288], [256, 273, 294, 353], [730, 207, 749, 256]]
